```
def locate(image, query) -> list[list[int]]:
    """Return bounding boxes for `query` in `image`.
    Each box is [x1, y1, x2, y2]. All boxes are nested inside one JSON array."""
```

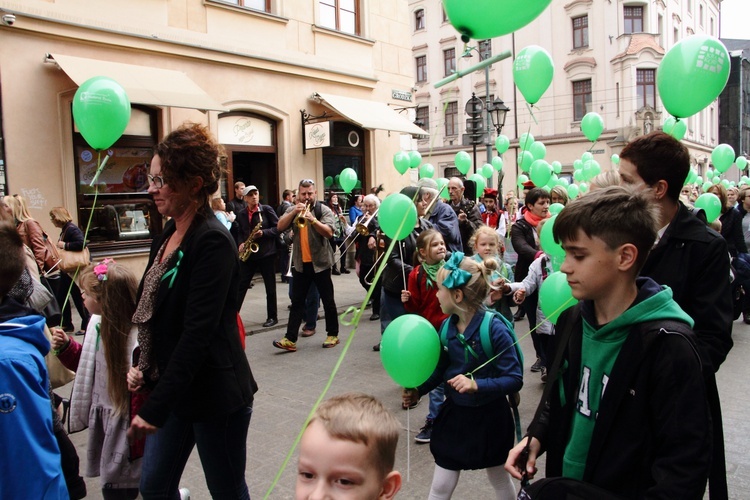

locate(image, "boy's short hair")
[[619, 131, 689, 203], [0, 222, 26, 298], [553, 185, 659, 273], [308, 393, 400, 479]]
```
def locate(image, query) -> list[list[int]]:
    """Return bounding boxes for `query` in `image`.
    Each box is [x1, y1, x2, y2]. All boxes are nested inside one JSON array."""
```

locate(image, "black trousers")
[[358, 263, 382, 312], [50, 273, 90, 331], [238, 254, 277, 320], [286, 263, 338, 341]]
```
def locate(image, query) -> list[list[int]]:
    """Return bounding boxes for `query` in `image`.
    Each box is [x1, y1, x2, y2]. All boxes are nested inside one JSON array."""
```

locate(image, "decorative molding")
[[563, 57, 597, 73]]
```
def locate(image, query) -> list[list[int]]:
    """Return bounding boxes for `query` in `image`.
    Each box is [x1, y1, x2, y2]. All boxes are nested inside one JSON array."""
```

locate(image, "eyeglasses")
[[300, 179, 315, 185], [147, 174, 166, 188]]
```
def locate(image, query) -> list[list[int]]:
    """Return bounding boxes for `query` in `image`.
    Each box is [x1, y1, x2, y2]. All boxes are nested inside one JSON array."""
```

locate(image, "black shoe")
[[332, 268, 341, 275], [373, 342, 381, 351], [341, 268, 350, 274], [530, 358, 543, 372], [369, 313, 380, 321], [262, 318, 278, 328], [540, 367, 548, 383], [513, 310, 525, 322], [415, 419, 433, 443]]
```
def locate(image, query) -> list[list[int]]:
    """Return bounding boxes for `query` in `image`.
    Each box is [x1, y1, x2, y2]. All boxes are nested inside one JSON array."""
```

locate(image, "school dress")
[[417, 310, 523, 470], [57, 316, 142, 489]]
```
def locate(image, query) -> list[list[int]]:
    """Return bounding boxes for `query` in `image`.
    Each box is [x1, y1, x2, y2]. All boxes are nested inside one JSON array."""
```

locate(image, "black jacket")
[[511, 217, 539, 282], [236, 204, 280, 260], [528, 302, 711, 499], [136, 214, 257, 427], [381, 219, 432, 296], [450, 197, 482, 255], [718, 207, 747, 258]]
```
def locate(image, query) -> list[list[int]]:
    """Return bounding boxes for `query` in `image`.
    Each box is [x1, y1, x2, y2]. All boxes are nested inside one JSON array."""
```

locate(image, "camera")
[[2, 14, 16, 26]]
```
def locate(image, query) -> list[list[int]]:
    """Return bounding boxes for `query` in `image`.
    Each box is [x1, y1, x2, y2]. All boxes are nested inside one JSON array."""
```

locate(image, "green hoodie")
[[561, 282, 694, 480]]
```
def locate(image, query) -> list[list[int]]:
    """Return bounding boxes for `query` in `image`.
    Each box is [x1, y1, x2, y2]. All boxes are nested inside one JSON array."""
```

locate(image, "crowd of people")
[[0, 130, 739, 499]]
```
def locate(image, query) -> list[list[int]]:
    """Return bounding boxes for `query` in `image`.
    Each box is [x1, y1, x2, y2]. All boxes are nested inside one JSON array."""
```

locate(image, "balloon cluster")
[[393, 150, 423, 175], [324, 168, 360, 193]]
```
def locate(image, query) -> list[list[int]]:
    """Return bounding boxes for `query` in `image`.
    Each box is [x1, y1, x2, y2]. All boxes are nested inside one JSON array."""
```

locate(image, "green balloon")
[[469, 173, 486, 196], [539, 214, 565, 257], [519, 150, 534, 172], [663, 116, 677, 134], [380, 314, 441, 388], [567, 184, 580, 199], [455, 151, 472, 175], [685, 168, 699, 185], [519, 133, 535, 150], [557, 177, 570, 187], [409, 150, 422, 169], [443, 0, 553, 40], [539, 271, 575, 324], [702, 181, 713, 192], [695, 193, 722, 223], [495, 135, 510, 154], [581, 152, 593, 163], [72, 76, 131, 150], [324, 176, 333, 188], [529, 160, 552, 187], [334, 174, 340, 186], [657, 35, 730, 118], [436, 177, 451, 200], [573, 159, 584, 171], [339, 167, 358, 193], [721, 179, 731, 189], [670, 119, 687, 140], [419, 163, 435, 179], [355, 180, 362, 189], [492, 156, 504, 171], [581, 112, 604, 142], [579, 182, 589, 194], [737, 157, 748, 170], [380, 193, 418, 240], [481, 163, 494, 179], [513, 45, 554, 105], [548, 203, 565, 215], [529, 141, 547, 160], [393, 152, 410, 174], [582, 160, 601, 181], [712, 144, 735, 173], [611, 154, 620, 165], [551, 160, 562, 174], [517, 174, 529, 187], [712, 176, 721, 185]]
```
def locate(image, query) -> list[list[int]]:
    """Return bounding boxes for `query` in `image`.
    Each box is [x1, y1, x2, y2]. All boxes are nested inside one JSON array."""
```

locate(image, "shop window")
[[74, 105, 161, 250]]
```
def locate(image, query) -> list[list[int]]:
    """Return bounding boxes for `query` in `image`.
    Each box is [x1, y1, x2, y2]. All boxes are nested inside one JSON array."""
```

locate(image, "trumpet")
[[295, 203, 311, 228], [239, 212, 263, 262]]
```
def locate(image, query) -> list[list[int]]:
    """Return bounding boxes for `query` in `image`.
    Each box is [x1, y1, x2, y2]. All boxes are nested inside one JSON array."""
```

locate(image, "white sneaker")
[[179, 487, 191, 500]]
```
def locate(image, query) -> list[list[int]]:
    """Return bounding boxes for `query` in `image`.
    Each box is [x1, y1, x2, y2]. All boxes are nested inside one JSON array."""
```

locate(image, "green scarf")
[[422, 260, 445, 288]]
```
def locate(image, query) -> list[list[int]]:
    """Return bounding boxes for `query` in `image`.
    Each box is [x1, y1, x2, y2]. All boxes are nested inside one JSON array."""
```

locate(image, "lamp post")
[[487, 98, 510, 191]]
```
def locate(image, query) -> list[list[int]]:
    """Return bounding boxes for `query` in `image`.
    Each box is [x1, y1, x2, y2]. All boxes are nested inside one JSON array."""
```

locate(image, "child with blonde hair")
[[470, 225, 515, 322], [51, 259, 143, 499], [403, 252, 523, 499], [401, 228, 448, 443], [296, 393, 402, 499]]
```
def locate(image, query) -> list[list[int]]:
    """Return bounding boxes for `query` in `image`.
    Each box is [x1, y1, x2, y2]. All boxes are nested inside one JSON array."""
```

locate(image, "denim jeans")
[[140, 406, 252, 500], [427, 383, 446, 422], [379, 289, 406, 334]]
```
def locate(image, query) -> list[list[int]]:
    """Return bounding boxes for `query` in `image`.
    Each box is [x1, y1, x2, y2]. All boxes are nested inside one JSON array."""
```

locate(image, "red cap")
[[522, 181, 536, 188], [483, 188, 498, 198]]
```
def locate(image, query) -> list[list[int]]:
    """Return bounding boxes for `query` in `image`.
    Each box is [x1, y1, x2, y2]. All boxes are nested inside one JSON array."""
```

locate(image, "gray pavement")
[[64, 271, 750, 499]]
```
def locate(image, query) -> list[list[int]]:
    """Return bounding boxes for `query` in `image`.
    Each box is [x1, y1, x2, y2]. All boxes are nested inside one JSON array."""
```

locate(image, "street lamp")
[[487, 98, 510, 135]]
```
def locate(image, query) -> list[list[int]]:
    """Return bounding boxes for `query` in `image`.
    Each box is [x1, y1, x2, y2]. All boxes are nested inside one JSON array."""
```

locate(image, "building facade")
[[409, 0, 724, 197], [0, 0, 424, 270], [719, 39, 750, 163]]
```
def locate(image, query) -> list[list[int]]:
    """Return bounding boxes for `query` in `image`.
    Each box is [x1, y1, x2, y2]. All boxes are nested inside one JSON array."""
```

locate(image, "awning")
[[47, 53, 228, 112], [313, 92, 428, 136]]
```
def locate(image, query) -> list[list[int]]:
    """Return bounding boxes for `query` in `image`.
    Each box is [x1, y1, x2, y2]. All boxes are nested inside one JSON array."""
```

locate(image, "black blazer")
[[137, 213, 257, 427], [236, 204, 280, 259]]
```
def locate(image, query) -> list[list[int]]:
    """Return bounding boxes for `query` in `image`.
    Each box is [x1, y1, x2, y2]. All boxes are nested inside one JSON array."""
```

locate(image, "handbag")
[[43, 324, 76, 389], [58, 247, 91, 274]]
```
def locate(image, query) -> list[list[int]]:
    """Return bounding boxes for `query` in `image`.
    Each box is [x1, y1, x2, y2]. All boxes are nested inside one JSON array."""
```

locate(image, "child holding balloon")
[[402, 252, 523, 500], [401, 229, 449, 443], [471, 225, 515, 323]]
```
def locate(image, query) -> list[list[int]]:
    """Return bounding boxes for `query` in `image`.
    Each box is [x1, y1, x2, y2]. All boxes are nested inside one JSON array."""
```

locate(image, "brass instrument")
[[354, 208, 379, 236], [420, 182, 448, 219], [295, 202, 311, 228], [239, 212, 263, 262]]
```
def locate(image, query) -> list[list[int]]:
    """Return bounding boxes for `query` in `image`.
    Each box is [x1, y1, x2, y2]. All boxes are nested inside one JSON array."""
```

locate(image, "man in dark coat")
[[619, 131, 733, 500], [447, 177, 482, 255]]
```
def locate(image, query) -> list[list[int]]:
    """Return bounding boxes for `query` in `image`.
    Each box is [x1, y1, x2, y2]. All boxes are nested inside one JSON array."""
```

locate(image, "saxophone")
[[239, 211, 263, 262]]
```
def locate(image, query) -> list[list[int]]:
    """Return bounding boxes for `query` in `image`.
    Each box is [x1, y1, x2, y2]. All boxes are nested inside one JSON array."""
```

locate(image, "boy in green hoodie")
[[505, 185, 711, 499]]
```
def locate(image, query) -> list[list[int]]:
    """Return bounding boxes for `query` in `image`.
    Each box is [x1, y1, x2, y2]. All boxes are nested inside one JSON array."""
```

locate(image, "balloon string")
[[56, 151, 105, 330], [526, 103, 539, 126], [407, 406, 411, 482], [468, 296, 577, 377], [399, 242, 407, 291], [263, 194, 417, 499]]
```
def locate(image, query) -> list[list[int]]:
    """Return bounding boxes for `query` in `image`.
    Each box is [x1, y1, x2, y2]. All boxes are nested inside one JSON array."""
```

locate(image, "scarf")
[[422, 260, 445, 289], [524, 210, 547, 227]]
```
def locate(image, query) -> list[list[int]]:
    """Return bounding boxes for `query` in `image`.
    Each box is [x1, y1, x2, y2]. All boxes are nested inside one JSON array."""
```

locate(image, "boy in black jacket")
[[505, 186, 711, 499]]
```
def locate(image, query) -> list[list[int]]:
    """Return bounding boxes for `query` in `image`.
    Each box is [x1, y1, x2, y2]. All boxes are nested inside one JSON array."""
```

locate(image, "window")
[[699, 4, 704, 26], [478, 39, 492, 61], [572, 16, 589, 49], [74, 106, 162, 248], [688, 0, 692, 14], [416, 106, 430, 133], [442, 6, 448, 23], [710, 17, 714, 36], [415, 9, 425, 31], [217, 0, 270, 11], [320, 0, 358, 36], [416, 55, 427, 83], [445, 101, 458, 137], [443, 48, 456, 77], [573, 79, 592, 121], [623, 6, 643, 34], [674, 27, 679, 44], [636, 69, 656, 109]]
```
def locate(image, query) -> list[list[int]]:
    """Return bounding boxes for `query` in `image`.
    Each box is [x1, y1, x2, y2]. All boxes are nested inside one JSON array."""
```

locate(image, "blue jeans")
[[427, 383, 446, 422], [140, 406, 252, 500], [379, 289, 406, 334]]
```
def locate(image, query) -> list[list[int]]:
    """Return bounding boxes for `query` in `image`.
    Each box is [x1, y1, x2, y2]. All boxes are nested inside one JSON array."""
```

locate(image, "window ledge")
[[312, 25, 375, 46], [204, 1, 290, 24]]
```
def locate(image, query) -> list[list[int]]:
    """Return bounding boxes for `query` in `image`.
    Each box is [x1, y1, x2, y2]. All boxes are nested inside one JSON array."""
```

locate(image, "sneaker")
[[369, 313, 380, 321], [540, 367, 548, 383], [372, 342, 381, 352], [341, 268, 350, 274], [332, 268, 341, 275], [415, 419, 433, 443], [272, 338, 297, 352], [262, 318, 278, 328], [179, 487, 191, 500], [300, 328, 316, 337], [530, 358, 543, 372], [322, 336, 340, 348]]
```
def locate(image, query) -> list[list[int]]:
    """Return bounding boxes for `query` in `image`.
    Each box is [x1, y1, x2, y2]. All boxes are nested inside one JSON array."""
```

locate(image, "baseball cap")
[[242, 185, 258, 196]]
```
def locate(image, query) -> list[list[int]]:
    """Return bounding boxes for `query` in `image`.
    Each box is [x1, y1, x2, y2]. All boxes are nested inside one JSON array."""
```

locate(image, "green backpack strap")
[[480, 310, 524, 367], [439, 317, 450, 350]]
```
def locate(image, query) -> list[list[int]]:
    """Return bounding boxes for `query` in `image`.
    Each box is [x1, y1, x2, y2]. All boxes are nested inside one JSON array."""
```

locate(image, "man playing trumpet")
[[237, 185, 280, 328], [274, 179, 340, 351]]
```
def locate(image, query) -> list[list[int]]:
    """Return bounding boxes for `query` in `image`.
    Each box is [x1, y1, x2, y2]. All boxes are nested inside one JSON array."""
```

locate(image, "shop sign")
[[305, 121, 332, 150]]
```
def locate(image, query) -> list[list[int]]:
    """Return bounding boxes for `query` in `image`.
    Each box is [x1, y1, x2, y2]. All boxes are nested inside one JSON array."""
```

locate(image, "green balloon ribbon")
[[263, 189, 419, 500], [456, 332, 480, 363], [339, 306, 361, 326], [161, 250, 183, 289]]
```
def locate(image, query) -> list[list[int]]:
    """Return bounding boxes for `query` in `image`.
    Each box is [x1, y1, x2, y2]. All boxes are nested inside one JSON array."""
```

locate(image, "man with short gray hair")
[[447, 177, 482, 255]]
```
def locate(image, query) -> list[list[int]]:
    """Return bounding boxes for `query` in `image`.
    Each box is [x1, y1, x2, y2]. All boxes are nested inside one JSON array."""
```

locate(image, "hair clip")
[[93, 258, 115, 281], [442, 252, 471, 289]]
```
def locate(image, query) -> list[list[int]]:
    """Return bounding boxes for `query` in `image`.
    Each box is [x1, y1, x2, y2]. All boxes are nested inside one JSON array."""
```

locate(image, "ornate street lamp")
[[487, 98, 510, 135]]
